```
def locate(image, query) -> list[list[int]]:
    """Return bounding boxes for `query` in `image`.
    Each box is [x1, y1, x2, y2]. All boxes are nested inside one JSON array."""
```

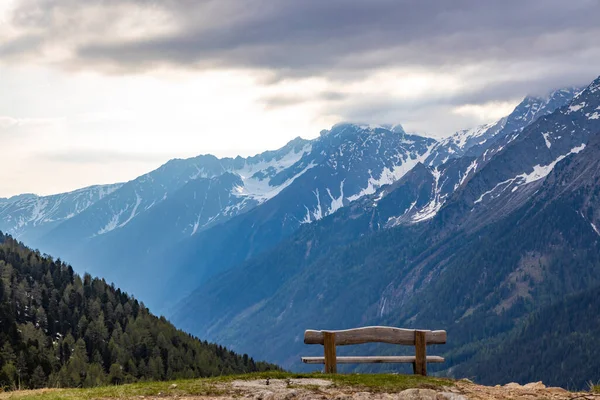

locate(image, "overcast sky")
[[1, 0, 600, 197]]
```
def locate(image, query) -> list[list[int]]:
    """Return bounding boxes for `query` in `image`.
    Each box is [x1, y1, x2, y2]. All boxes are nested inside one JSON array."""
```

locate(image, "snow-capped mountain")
[[425, 87, 581, 166], [0, 83, 586, 316], [28, 123, 437, 310], [435, 77, 600, 230], [0, 184, 123, 244], [169, 76, 600, 375], [425, 120, 507, 166], [397, 84, 592, 227], [287, 123, 436, 223], [35, 137, 311, 255], [333, 87, 584, 229]]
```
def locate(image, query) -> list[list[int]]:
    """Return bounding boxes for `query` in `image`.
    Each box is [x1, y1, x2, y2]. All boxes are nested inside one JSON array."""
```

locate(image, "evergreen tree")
[[0, 232, 278, 390]]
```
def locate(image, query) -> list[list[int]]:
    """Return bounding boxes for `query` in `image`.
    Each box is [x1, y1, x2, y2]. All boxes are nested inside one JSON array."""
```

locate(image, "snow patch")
[[326, 180, 345, 214], [443, 121, 500, 151], [567, 102, 586, 113], [456, 159, 478, 191], [475, 144, 587, 204], [379, 298, 387, 317], [591, 222, 600, 237], [97, 213, 122, 235], [519, 144, 586, 184], [118, 192, 142, 228], [235, 160, 316, 202], [347, 145, 433, 202], [412, 168, 443, 223], [301, 189, 323, 223], [233, 144, 312, 201], [542, 132, 552, 149], [373, 190, 386, 205]]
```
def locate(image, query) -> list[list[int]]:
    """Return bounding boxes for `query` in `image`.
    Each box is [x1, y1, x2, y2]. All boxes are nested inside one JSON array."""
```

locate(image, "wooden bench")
[[301, 326, 446, 375]]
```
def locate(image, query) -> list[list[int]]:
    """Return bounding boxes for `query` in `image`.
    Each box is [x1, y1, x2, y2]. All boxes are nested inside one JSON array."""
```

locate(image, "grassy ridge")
[[0, 372, 451, 399]]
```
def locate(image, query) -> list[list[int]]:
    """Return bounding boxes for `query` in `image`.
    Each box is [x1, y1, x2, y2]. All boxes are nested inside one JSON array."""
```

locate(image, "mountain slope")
[[426, 120, 507, 166], [33, 124, 436, 311], [0, 232, 276, 390], [38, 137, 311, 254], [170, 76, 600, 381], [381, 87, 583, 225], [425, 87, 581, 166], [452, 283, 600, 389], [155, 125, 435, 302], [436, 78, 600, 230], [0, 184, 122, 244]]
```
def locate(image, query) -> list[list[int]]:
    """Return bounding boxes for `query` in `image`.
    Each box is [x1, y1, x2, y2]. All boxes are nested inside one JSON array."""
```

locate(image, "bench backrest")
[[304, 326, 446, 346]]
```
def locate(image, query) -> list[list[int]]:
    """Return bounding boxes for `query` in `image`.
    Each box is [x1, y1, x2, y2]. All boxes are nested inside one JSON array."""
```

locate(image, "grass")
[[592, 385, 600, 394], [0, 371, 453, 399]]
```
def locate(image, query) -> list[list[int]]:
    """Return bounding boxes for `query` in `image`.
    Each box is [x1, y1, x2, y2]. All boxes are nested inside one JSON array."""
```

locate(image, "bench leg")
[[414, 330, 427, 376], [323, 332, 337, 374]]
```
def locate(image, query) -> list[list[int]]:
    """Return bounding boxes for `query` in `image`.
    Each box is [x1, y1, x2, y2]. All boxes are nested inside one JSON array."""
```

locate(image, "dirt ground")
[[139, 378, 597, 400]]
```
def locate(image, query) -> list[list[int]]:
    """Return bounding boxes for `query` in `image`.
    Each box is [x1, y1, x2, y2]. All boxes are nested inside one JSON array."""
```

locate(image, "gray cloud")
[[3, 0, 600, 135], [260, 90, 348, 109], [3, 0, 599, 75], [40, 149, 176, 164], [0, 34, 42, 57], [73, 0, 600, 75]]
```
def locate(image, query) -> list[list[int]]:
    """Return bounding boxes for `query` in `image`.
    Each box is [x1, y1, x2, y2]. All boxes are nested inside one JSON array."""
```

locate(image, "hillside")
[[0, 232, 276, 390], [453, 283, 600, 389]]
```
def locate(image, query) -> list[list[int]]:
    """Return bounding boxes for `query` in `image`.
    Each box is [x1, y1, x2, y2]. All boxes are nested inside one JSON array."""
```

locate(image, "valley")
[[2, 75, 600, 390]]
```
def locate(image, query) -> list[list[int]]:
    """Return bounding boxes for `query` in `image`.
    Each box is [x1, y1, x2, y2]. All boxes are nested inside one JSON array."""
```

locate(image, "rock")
[[546, 386, 570, 394], [282, 390, 298, 399], [350, 393, 374, 400], [523, 382, 546, 390], [252, 391, 275, 400], [436, 393, 468, 400], [397, 388, 440, 399], [504, 382, 523, 389], [169, 384, 178, 389]]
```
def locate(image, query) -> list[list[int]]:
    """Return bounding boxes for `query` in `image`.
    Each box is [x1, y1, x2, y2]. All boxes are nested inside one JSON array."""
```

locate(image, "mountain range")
[[0, 87, 581, 310], [169, 78, 600, 388], [2, 75, 600, 388]]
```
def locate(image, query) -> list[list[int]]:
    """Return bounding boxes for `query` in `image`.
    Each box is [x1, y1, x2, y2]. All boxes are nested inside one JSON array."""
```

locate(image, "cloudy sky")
[[1, 0, 600, 197]]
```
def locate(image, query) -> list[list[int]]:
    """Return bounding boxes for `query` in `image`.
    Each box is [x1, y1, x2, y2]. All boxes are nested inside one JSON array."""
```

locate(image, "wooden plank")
[[323, 331, 337, 374], [304, 327, 446, 346], [414, 330, 427, 376], [301, 356, 445, 364]]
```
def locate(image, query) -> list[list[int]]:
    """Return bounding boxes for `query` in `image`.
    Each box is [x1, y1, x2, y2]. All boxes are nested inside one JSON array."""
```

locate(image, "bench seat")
[[302, 355, 445, 364]]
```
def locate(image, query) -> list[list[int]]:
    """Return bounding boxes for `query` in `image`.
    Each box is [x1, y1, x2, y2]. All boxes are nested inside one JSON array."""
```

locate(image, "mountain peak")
[[322, 122, 407, 137], [573, 75, 600, 99], [2, 193, 38, 202], [587, 75, 600, 93]]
